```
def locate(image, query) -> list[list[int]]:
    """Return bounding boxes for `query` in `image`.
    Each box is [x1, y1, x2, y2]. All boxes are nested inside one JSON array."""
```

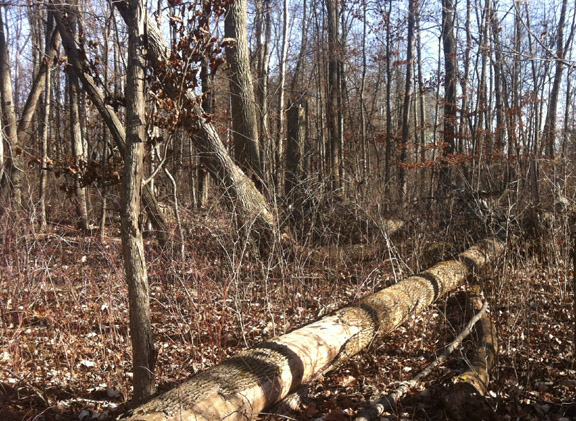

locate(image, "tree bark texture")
[[284, 103, 305, 202], [122, 237, 505, 420], [17, 28, 60, 146], [66, 6, 90, 231], [439, 0, 458, 193], [0, 5, 23, 206], [540, 0, 569, 157], [399, 0, 417, 199], [39, 12, 54, 230], [122, 0, 156, 402], [326, 0, 341, 190], [254, 0, 271, 173], [224, 0, 262, 186]]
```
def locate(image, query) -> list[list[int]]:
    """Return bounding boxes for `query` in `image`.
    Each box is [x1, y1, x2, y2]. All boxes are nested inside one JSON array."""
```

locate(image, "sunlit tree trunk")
[[359, 0, 368, 185], [276, 0, 289, 191], [384, 0, 393, 200], [67, 5, 89, 231], [285, 102, 305, 217], [399, 0, 416, 199], [0, 5, 22, 207], [53, 4, 170, 247], [541, 0, 569, 158], [39, 12, 54, 230], [225, 0, 262, 187], [439, 0, 458, 194], [114, 1, 275, 236], [122, 0, 156, 402]]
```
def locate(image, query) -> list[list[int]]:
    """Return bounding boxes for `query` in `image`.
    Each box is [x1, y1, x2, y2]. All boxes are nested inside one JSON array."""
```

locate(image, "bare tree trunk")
[[67, 5, 89, 231], [359, 0, 368, 184], [399, 0, 416, 199], [225, 0, 263, 187], [384, 0, 393, 200], [276, 0, 289, 192], [439, 0, 458, 194], [39, 12, 54, 230], [124, 238, 505, 421], [17, 29, 60, 147], [0, 5, 22, 206], [326, 0, 341, 191], [122, 0, 156, 402], [52, 4, 170, 246], [254, 0, 271, 180], [541, 0, 569, 157], [284, 102, 305, 218]]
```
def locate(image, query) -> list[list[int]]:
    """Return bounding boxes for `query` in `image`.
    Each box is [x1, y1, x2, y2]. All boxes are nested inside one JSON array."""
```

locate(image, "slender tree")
[[399, 0, 417, 199], [67, 3, 90, 231], [122, 0, 156, 402], [541, 0, 570, 157], [0, 5, 22, 206], [439, 0, 458, 193], [326, 0, 342, 190], [39, 12, 54, 230]]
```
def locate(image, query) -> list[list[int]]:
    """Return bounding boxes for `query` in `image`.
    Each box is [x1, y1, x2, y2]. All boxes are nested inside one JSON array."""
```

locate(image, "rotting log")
[[121, 237, 505, 421], [441, 292, 498, 421]]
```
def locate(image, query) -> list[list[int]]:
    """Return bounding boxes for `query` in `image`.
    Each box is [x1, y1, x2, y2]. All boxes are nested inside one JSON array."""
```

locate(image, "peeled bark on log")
[[121, 237, 505, 421], [441, 293, 498, 421]]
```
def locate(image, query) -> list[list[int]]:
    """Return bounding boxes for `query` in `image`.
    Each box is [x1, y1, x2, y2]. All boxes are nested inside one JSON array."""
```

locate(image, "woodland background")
[[0, 0, 575, 419]]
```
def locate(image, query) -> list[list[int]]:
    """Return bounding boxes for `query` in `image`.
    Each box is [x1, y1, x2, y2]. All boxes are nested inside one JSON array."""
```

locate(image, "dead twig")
[[355, 300, 488, 421]]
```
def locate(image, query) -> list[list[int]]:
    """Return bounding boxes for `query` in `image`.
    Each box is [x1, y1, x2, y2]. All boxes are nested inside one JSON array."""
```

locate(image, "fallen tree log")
[[441, 292, 498, 421], [121, 237, 505, 420], [355, 298, 488, 421]]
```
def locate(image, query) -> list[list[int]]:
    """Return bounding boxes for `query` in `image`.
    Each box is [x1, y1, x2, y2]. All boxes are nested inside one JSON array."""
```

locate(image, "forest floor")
[[1, 202, 575, 421]]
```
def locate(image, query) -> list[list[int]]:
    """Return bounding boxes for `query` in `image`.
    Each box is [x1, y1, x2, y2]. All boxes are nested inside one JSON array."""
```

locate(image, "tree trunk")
[[123, 237, 505, 420], [51, 4, 170, 246], [399, 0, 416, 199], [541, 0, 569, 157], [122, 0, 156, 402], [254, 0, 271, 178], [326, 0, 341, 191], [439, 0, 458, 194], [18, 28, 60, 147], [0, 5, 22, 206], [39, 12, 54, 230], [66, 5, 90, 231], [275, 0, 289, 192], [284, 102, 305, 216], [224, 0, 263, 187], [384, 0, 393, 200]]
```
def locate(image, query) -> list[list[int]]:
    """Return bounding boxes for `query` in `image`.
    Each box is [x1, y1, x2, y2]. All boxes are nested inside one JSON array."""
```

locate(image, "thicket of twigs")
[[1, 179, 575, 420]]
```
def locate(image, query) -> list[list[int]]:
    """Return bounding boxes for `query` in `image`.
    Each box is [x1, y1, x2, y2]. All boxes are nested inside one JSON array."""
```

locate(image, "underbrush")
[[0, 196, 575, 420]]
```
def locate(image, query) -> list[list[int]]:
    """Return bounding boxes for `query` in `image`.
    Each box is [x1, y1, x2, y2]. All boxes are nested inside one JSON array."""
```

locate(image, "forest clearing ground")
[[1, 208, 575, 420]]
